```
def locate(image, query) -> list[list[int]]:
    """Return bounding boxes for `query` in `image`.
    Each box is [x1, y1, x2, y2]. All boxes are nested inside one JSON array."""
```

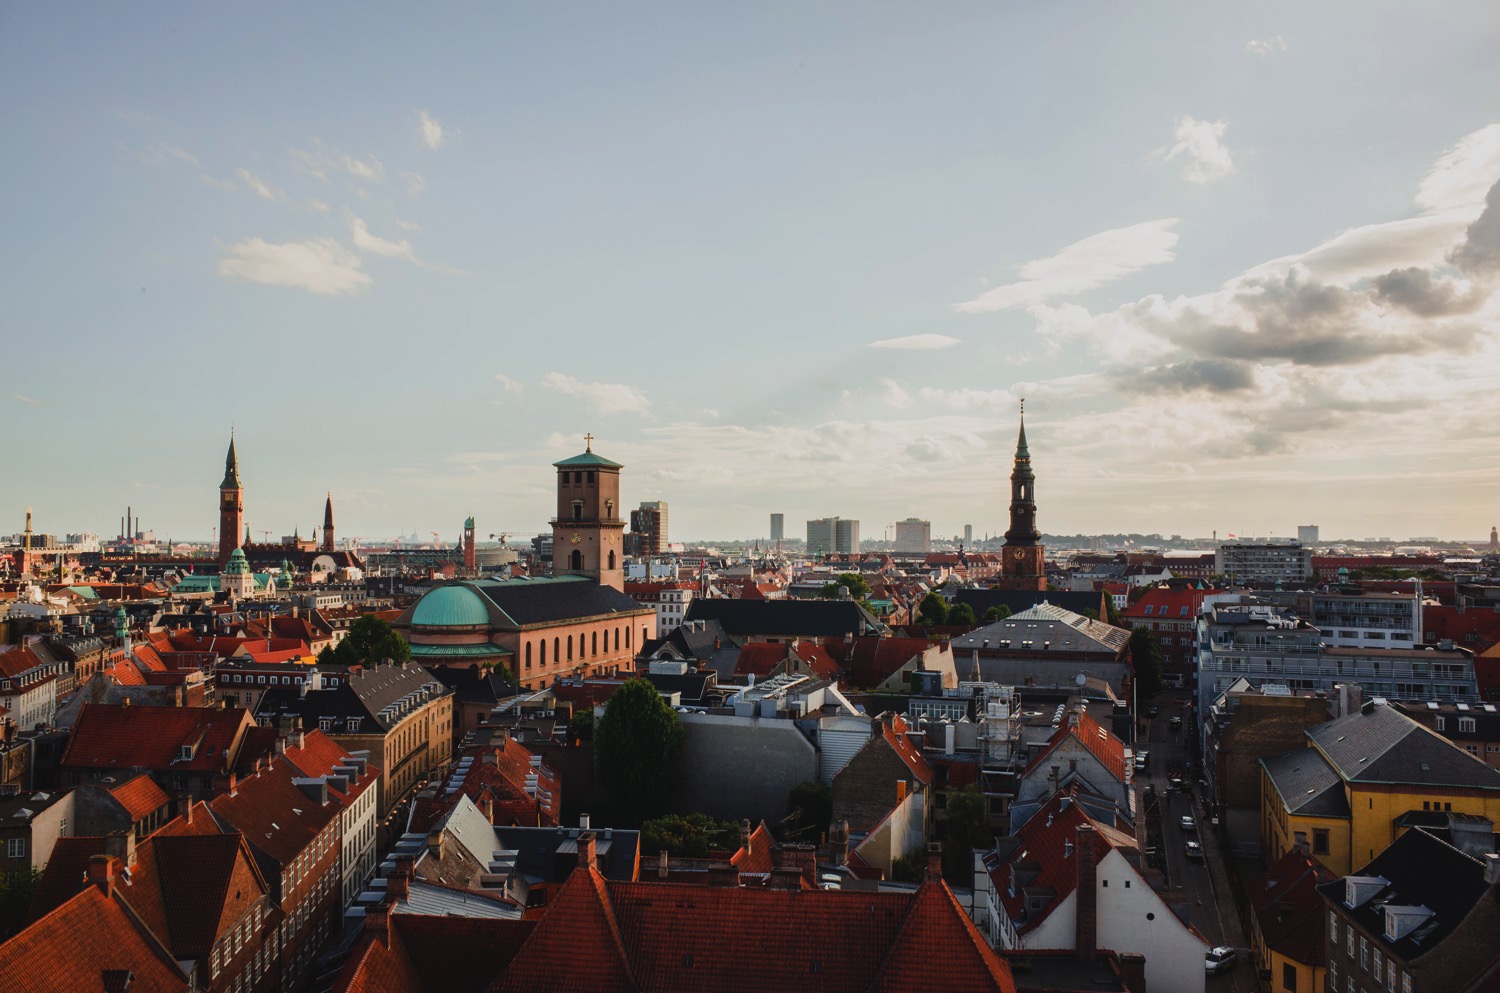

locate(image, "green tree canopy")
[[1129, 625, 1164, 700], [946, 602, 978, 628], [917, 592, 948, 626], [317, 613, 411, 666], [595, 677, 686, 826], [785, 780, 832, 844], [982, 604, 1013, 623], [941, 787, 993, 882], [819, 572, 873, 601], [640, 812, 740, 858]]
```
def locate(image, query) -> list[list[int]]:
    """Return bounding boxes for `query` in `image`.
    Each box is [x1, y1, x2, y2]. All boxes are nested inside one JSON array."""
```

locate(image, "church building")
[[994, 405, 1047, 592]]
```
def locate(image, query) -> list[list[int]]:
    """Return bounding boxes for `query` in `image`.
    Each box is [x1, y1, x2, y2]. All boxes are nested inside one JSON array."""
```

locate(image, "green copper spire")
[[1015, 399, 1030, 461], [244, 523, 251, 546], [221, 433, 242, 489]]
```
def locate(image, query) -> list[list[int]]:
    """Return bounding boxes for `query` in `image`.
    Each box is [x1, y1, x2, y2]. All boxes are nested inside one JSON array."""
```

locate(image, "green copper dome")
[[410, 584, 490, 628], [223, 547, 250, 575]]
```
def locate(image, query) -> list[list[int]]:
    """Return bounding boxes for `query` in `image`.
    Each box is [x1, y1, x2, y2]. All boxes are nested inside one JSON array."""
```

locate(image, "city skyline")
[[4, 4, 1499, 541]]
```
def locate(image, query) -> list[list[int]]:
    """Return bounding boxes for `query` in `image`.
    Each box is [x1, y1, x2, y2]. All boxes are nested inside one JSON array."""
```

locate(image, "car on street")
[[1185, 839, 1204, 859], [1169, 715, 1182, 730], [1146, 706, 1159, 718], [1168, 775, 1186, 791], [1180, 814, 1196, 832], [1205, 946, 1235, 974], [1134, 750, 1149, 771]]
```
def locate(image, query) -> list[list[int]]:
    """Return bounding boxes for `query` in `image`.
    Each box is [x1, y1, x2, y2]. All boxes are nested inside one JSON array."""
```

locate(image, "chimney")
[[104, 830, 137, 869], [176, 793, 194, 824], [657, 849, 670, 880], [1074, 824, 1098, 958], [477, 789, 494, 824], [577, 831, 597, 873], [364, 901, 391, 943], [1485, 853, 1500, 887], [740, 818, 752, 855], [1048, 765, 1060, 796], [829, 818, 850, 865], [579, 812, 591, 831], [926, 842, 943, 883], [1118, 952, 1147, 993], [426, 829, 444, 861], [88, 854, 119, 899], [388, 855, 413, 902], [708, 863, 740, 888], [896, 780, 907, 804]]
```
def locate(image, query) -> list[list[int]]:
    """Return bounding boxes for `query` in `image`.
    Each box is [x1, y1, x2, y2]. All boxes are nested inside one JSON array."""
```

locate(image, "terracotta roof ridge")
[[870, 879, 1012, 991]]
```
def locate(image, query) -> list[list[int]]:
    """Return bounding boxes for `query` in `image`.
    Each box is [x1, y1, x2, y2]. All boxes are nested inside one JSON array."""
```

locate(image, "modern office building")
[[629, 500, 669, 557], [1297, 524, 1319, 545], [1214, 538, 1313, 584], [770, 513, 784, 543], [806, 517, 859, 556], [893, 517, 932, 554]]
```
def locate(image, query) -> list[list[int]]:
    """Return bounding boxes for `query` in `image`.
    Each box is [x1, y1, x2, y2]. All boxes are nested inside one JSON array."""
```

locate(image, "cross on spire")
[[584, 433, 594, 452]]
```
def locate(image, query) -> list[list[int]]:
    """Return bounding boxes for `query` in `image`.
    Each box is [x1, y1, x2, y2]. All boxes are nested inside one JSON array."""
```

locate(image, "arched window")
[[605, 499, 614, 518], [572, 500, 584, 521], [608, 550, 616, 569], [570, 550, 583, 570], [642, 626, 648, 647], [525, 642, 532, 669], [626, 627, 631, 648], [540, 640, 547, 665], [553, 637, 559, 664], [592, 631, 598, 656], [614, 627, 619, 651], [567, 636, 574, 661]]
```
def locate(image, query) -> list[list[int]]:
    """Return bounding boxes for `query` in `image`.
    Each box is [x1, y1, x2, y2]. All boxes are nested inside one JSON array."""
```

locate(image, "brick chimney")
[[364, 901, 390, 943], [657, 849, 670, 880], [829, 818, 849, 865], [577, 831, 598, 874], [88, 854, 119, 899], [1074, 824, 1098, 958], [740, 818, 753, 856], [1118, 952, 1146, 992], [426, 829, 444, 861], [104, 830, 136, 869], [926, 842, 944, 883], [388, 856, 412, 903]]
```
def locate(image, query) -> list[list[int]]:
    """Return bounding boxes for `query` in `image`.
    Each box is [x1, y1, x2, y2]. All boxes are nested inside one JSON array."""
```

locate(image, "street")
[[1137, 691, 1257, 993]]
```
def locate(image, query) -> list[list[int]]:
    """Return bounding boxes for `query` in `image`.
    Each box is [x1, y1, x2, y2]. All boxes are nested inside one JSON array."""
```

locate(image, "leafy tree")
[[319, 614, 411, 666], [917, 592, 948, 626], [1104, 598, 1123, 627], [941, 787, 993, 882], [1129, 626, 1164, 700], [785, 780, 832, 843], [889, 851, 927, 883], [819, 572, 872, 601], [640, 812, 740, 858], [982, 604, 1013, 623], [568, 706, 595, 743], [595, 678, 685, 826], [946, 602, 978, 628]]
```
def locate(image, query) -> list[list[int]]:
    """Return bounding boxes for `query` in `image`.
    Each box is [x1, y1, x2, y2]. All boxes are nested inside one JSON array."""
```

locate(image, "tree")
[[595, 677, 685, 826], [941, 787, 992, 882], [1129, 626, 1163, 700], [785, 780, 832, 843], [819, 572, 872, 601], [640, 812, 739, 858], [0, 868, 40, 941], [319, 614, 411, 666], [981, 604, 1013, 623], [568, 706, 595, 743], [917, 592, 948, 626], [946, 602, 978, 628], [889, 851, 927, 883]]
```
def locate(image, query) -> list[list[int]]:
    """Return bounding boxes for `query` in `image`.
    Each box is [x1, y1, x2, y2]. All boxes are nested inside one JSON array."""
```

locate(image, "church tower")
[[322, 493, 335, 552], [218, 434, 244, 566], [551, 435, 625, 591], [996, 403, 1046, 591], [463, 516, 477, 574]]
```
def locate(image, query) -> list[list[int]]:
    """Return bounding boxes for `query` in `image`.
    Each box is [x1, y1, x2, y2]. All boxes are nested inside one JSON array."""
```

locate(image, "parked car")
[[1146, 706, 1159, 718], [1134, 750, 1149, 771], [1205, 946, 1235, 974], [1185, 839, 1204, 859], [1169, 715, 1183, 730], [1180, 815, 1196, 832]]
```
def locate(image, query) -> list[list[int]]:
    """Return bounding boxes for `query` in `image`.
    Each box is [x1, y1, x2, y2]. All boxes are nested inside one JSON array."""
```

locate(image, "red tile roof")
[[1026, 710, 1128, 783], [1249, 848, 1335, 967], [728, 821, 777, 875], [733, 642, 789, 678], [1423, 605, 1500, 654], [61, 703, 255, 774], [109, 772, 171, 821], [993, 793, 1137, 933], [824, 636, 940, 689], [0, 646, 45, 679], [494, 864, 634, 993], [871, 880, 1015, 992], [0, 885, 189, 993], [27, 836, 108, 921], [209, 758, 341, 866], [883, 714, 935, 785], [280, 729, 382, 802]]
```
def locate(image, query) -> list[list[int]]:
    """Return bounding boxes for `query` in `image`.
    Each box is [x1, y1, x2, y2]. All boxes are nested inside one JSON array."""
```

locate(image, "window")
[[1314, 828, 1330, 855], [1329, 912, 1339, 943], [592, 632, 598, 656], [1347, 928, 1354, 957], [7, 838, 25, 859], [1282, 962, 1297, 991], [567, 636, 574, 661], [1374, 954, 1383, 984], [1459, 717, 1476, 733], [1360, 936, 1368, 970], [1436, 716, 1447, 731], [319, 718, 333, 731]]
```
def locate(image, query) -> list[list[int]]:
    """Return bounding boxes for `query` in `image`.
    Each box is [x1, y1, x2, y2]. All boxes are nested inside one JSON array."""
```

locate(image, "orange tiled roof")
[[0, 885, 189, 993], [728, 821, 777, 875], [209, 758, 340, 865], [109, 772, 171, 821], [494, 864, 634, 993], [870, 880, 1015, 992], [883, 715, 935, 785], [1027, 710, 1128, 783], [994, 793, 1135, 931], [61, 703, 254, 773]]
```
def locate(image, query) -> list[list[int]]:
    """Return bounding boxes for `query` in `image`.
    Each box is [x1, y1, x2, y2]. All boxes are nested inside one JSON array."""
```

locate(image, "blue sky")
[[3, 2, 1499, 544]]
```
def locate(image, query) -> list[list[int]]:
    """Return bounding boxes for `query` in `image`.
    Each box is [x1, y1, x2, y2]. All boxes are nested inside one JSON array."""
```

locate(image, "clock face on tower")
[[1013, 549, 1025, 560], [570, 533, 582, 544]]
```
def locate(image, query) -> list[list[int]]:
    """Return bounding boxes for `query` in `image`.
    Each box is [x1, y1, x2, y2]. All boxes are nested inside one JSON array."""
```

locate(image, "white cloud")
[[11, 394, 39, 405], [541, 372, 650, 415], [350, 218, 417, 262], [291, 141, 385, 183], [307, 199, 331, 214], [343, 154, 384, 181], [493, 373, 525, 396], [1245, 35, 1287, 56], [954, 218, 1179, 313], [394, 219, 421, 232], [1158, 116, 1235, 184], [419, 110, 445, 150], [869, 333, 961, 350], [1416, 123, 1500, 213], [137, 142, 200, 167], [217, 237, 371, 295], [235, 168, 281, 201], [400, 171, 426, 195]]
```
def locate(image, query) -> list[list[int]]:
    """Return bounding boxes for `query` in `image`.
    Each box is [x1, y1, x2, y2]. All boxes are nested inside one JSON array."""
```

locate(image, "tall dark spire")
[[1015, 399, 1030, 460], [1004, 401, 1039, 545], [221, 433, 242, 490], [322, 492, 335, 552]]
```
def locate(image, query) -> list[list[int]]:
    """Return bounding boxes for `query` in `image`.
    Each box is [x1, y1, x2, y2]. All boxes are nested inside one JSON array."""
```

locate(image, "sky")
[[3, 2, 1499, 545]]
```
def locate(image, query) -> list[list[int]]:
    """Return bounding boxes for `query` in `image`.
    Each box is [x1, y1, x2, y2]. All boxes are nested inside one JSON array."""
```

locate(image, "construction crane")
[[430, 530, 443, 549]]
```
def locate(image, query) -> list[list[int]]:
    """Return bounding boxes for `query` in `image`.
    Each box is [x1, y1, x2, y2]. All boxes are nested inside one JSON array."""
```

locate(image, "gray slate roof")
[[471, 577, 653, 627], [1261, 748, 1351, 817], [1308, 702, 1500, 790], [951, 603, 1130, 655]]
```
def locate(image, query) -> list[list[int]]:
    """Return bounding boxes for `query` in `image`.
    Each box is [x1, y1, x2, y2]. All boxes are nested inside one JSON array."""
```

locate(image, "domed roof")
[[411, 584, 491, 628], [224, 547, 250, 574]]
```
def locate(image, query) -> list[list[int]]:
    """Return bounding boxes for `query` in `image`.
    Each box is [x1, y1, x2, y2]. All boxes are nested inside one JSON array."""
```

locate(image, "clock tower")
[[218, 433, 244, 566], [551, 435, 625, 592], [996, 404, 1046, 591]]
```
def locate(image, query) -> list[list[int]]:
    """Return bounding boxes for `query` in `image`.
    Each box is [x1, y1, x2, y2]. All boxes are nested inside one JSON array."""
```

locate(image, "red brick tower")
[[996, 403, 1046, 591], [218, 434, 243, 566], [551, 435, 625, 592], [463, 516, 476, 573]]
